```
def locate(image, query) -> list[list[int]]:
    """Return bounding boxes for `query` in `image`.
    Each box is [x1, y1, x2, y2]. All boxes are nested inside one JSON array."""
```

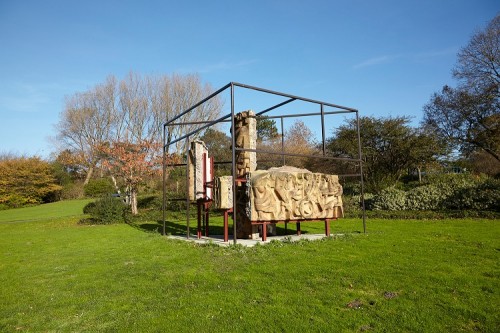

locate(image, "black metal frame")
[[162, 82, 366, 244]]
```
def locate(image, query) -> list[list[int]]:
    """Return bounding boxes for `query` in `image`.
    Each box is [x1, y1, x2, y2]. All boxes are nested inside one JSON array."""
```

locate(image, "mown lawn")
[[0, 202, 498, 332]]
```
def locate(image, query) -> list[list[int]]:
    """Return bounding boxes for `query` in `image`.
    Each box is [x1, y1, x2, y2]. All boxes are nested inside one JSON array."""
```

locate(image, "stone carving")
[[234, 110, 257, 177], [188, 140, 211, 201], [213, 176, 233, 209], [195, 110, 344, 241], [246, 166, 343, 221]]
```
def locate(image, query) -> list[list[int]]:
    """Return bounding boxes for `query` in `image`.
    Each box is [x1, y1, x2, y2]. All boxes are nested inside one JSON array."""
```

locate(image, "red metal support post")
[[223, 209, 230, 242], [197, 200, 202, 239], [204, 202, 210, 237], [262, 223, 267, 242]]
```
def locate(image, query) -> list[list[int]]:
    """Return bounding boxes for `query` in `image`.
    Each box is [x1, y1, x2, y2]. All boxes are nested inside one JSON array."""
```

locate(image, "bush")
[[82, 201, 97, 214], [0, 156, 62, 208], [346, 209, 500, 219], [84, 178, 115, 198], [137, 195, 161, 210], [82, 195, 126, 225], [365, 173, 499, 212], [445, 178, 500, 211], [370, 187, 406, 210], [343, 193, 374, 213], [405, 185, 443, 210], [60, 182, 85, 200]]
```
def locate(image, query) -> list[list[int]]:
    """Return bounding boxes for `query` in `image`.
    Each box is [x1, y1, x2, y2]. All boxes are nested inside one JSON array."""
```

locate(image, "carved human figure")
[[252, 175, 277, 220], [274, 174, 292, 219], [234, 111, 256, 177], [319, 175, 342, 217]]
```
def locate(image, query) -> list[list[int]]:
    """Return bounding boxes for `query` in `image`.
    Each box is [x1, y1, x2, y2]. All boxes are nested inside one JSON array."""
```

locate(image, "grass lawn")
[[0, 199, 93, 223], [0, 202, 498, 332]]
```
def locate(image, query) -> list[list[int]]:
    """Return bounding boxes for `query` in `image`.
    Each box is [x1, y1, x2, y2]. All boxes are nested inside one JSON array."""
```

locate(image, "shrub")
[[445, 178, 500, 211], [84, 178, 115, 198], [60, 182, 85, 200], [137, 195, 161, 210], [84, 195, 126, 224], [370, 187, 406, 210], [365, 173, 499, 212], [0, 156, 62, 208], [346, 209, 500, 219], [82, 201, 97, 214], [343, 193, 374, 213], [405, 185, 443, 210]]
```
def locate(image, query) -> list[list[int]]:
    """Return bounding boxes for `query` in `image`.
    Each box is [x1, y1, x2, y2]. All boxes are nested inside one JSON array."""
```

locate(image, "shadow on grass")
[[128, 217, 340, 239]]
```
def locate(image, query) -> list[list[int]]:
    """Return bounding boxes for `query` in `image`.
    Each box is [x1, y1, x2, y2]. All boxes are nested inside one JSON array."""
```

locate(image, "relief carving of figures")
[[248, 168, 343, 221]]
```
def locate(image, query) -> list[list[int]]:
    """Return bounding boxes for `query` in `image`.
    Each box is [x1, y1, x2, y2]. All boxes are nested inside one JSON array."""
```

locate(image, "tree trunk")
[[130, 188, 138, 215], [83, 166, 94, 185], [110, 175, 121, 195], [417, 166, 422, 183]]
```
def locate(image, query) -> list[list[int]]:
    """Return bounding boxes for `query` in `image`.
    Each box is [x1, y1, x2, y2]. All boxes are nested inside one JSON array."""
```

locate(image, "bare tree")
[[423, 14, 500, 163], [56, 75, 117, 184], [163, 74, 222, 153], [453, 14, 500, 91], [284, 120, 317, 168], [55, 72, 222, 213]]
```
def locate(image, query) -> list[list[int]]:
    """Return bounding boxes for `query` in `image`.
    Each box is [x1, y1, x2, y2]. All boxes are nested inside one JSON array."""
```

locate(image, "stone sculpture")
[[234, 110, 257, 177], [246, 166, 343, 222], [188, 140, 211, 201], [192, 110, 344, 240], [213, 176, 233, 209]]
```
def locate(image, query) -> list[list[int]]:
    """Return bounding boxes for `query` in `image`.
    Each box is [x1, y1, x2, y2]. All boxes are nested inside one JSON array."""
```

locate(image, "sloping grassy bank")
[[0, 199, 93, 223], [0, 202, 498, 332]]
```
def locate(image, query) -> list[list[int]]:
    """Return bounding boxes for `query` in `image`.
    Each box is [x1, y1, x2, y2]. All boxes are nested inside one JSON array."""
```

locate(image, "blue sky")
[[0, 0, 498, 157]]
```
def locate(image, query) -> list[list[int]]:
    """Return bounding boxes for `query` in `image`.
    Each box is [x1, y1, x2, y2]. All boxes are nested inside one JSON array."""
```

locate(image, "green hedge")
[[84, 178, 115, 198], [345, 209, 500, 220], [366, 175, 499, 212]]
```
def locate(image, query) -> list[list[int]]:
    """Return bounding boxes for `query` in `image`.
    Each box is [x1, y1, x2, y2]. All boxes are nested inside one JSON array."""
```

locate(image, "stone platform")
[[166, 233, 339, 247]]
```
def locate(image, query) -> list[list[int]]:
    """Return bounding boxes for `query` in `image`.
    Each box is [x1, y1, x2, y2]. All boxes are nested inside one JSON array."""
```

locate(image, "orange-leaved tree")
[[99, 140, 162, 215]]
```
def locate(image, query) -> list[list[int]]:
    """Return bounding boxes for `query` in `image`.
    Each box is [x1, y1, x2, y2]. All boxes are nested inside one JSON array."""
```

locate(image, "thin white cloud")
[[353, 47, 457, 70], [353, 55, 399, 69]]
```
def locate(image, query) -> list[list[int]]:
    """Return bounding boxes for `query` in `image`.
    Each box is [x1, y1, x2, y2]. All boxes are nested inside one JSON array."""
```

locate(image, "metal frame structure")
[[162, 82, 366, 244]]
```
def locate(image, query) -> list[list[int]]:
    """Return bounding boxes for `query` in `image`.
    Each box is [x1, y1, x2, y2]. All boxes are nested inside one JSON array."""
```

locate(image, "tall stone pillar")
[[188, 140, 209, 201], [234, 110, 257, 177], [233, 110, 260, 239]]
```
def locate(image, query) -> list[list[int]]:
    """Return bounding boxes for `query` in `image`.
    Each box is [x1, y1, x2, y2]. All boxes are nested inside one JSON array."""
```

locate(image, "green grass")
[[0, 202, 499, 332], [0, 199, 93, 223]]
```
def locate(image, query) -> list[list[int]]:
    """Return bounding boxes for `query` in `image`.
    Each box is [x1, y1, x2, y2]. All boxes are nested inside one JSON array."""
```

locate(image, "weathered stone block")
[[246, 166, 343, 221], [234, 110, 256, 177], [188, 140, 210, 201], [213, 176, 233, 209]]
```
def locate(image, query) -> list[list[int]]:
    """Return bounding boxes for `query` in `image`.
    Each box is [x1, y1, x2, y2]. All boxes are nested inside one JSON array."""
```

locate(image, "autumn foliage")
[[0, 157, 62, 208], [99, 140, 162, 214]]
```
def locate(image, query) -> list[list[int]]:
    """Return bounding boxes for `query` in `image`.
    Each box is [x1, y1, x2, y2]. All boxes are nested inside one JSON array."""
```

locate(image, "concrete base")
[[166, 233, 341, 248]]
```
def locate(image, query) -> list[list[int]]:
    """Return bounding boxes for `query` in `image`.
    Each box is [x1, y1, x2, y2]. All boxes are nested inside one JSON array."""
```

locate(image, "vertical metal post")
[[230, 83, 238, 244], [355, 111, 367, 233], [280, 116, 285, 165], [185, 137, 190, 239], [320, 104, 326, 156], [162, 124, 167, 236]]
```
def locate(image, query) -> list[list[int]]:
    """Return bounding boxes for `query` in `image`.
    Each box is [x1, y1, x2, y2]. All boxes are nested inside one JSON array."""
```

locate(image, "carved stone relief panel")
[[246, 166, 343, 221]]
